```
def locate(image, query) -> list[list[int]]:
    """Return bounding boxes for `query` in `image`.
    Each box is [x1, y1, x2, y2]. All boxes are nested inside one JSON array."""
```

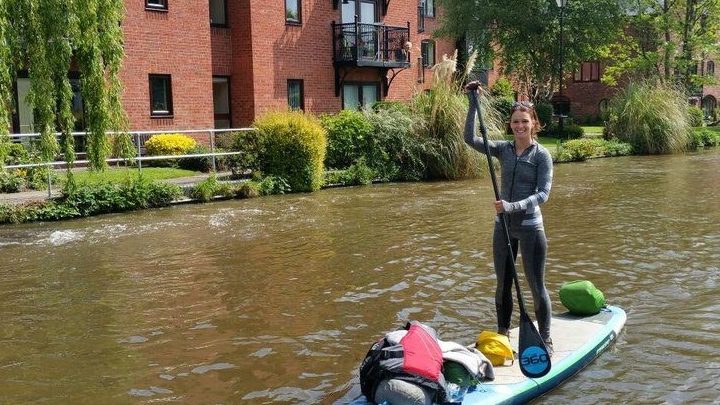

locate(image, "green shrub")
[[227, 129, 264, 175], [321, 110, 373, 169], [490, 77, 515, 99], [691, 128, 720, 148], [324, 158, 375, 186], [688, 106, 704, 127], [3, 143, 30, 165], [0, 170, 25, 193], [493, 97, 514, 124], [371, 101, 410, 114], [189, 174, 233, 202], [254, 111, 327, 192], [554, 138, 633, 162], [236, 182, 260, 198], [535, 102, 554, 130], [145, 133, 197, 156], [256, 175, 290, 195], [178, 145, 221, 172], [604, 82, 691, 154], [363, 107, 428, 181]]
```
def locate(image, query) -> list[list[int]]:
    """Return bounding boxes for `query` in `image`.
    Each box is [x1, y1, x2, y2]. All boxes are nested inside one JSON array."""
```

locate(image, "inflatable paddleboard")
[[349, 305, 626, 404]]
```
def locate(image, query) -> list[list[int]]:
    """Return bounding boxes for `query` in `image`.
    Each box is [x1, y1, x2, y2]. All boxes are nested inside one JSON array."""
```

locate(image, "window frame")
[[149, 74, 174, 118], [287, 79, 305, 111], [574, 61, 601, 82], [209, 0, 228, 27], [341, 81, 380, 110], [145, 0, 168, 11], [421, 40, 435, 68], [422, 0, 435, 18], [285, 0, 302, 25], [707, 61, 715, 77]]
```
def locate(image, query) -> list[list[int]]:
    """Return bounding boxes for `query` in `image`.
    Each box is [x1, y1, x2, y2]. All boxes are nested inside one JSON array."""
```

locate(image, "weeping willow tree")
[[0, 0, 131, 178]]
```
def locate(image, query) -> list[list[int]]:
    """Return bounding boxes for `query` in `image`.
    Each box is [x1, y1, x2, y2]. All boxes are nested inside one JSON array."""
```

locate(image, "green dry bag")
[[559, 280, 606, 315]]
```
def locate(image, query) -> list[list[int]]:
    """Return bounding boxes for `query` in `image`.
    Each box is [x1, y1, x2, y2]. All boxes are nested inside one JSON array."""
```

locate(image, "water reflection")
[[1, 150, 719, 404]]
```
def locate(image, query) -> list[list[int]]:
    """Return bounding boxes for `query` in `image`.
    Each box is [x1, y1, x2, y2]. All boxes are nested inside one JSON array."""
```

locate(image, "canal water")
[[1, 150, 719, 404]]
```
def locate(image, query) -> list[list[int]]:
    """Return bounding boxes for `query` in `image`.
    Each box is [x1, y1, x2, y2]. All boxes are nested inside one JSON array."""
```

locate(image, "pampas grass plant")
[[604, 81, 692, 154], [410, 50, 504, 180]]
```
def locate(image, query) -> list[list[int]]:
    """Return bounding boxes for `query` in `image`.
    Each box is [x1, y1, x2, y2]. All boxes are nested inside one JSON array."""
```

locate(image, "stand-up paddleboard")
[[349, 305, 626, 405]]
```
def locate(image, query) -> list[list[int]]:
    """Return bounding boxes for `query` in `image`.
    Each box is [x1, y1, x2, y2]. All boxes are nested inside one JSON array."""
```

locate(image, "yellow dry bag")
[[475, 331, 515, 367]]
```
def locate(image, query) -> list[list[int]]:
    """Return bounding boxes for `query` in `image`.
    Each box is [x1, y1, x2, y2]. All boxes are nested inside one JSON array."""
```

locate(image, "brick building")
[[9, 0, 461, 134]]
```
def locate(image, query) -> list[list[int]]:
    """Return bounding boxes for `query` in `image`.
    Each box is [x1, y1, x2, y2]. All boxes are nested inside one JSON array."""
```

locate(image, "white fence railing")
[[2, 127, 255, 197]]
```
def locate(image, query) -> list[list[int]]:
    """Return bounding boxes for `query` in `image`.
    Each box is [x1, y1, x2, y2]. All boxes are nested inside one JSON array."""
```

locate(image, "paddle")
[[470, 90, 551, 378]]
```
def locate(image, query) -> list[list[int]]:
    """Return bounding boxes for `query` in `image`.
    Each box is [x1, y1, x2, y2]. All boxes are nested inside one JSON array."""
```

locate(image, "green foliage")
[[604, 82, 691, 154], [0, 170, 25, 192], [235, 182, 260, 199], [490, 77, 514, 99], [363, 107, 429, 181], [535, 102, 554, 130], [492, 97, 514, 126], [321, 110, 374, 169], [0, 175, 182, 224], [1, 0, 127, 172], [409, 57, 499, 180], [254, 111, 327, 192], [436, 0, 624, 99], [687, 106, 704, 127], [690, 128, 720, 149], [189, 174, 233, 202], [554, 138, 632, 162], [324, 159, 375, 186], [371, 101, 410, 114], [178, 145, 221, 172], [254, 175, 291, 195], [544, 123, 584, 139], [227, 130, 264, 175]]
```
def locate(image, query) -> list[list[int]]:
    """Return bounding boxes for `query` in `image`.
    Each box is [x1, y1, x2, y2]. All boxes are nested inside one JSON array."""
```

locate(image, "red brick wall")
[[563, 66, 618, 122], [120, 2, 214, 131]]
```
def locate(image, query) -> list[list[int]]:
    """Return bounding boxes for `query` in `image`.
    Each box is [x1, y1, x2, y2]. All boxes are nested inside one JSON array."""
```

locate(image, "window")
[[422, 0, 434, 17], [149, 74, 173, 117], [288, 80, 304, 111], [342, 82, 379, 110], [286, 0, 301, 24], [707, 61, 715, 77], [213, 77, 231, 128], [210, 0, 227, 26], [574, 62, 600, 82], [421, 40, 435, 68], [146, 0, 168, 11]]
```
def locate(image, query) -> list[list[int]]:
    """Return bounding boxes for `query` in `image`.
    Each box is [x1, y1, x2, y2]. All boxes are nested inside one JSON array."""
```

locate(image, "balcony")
[[332, 21, 411, 68]]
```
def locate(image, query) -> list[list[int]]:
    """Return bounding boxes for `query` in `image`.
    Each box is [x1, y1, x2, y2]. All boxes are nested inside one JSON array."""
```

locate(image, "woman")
[[463, 81, 554, 354]]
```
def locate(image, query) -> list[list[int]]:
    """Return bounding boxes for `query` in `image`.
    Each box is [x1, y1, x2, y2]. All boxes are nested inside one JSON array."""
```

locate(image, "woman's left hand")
[[494, 200, 505, 214]]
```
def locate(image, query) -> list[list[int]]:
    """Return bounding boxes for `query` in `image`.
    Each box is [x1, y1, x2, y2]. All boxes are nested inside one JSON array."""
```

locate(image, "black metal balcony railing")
[[332, 21, 411, 68]]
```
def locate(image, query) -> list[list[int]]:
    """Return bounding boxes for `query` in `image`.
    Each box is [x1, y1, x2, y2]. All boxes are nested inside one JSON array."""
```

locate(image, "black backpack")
[[359, 321, 447, 403]]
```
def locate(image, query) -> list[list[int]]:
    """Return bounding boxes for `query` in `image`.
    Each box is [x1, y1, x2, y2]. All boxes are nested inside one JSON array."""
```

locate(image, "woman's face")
[[510, 110, 535, 141]]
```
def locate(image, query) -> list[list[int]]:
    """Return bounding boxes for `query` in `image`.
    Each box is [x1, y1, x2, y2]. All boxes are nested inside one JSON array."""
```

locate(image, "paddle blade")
[[518, 311, 551, 378]]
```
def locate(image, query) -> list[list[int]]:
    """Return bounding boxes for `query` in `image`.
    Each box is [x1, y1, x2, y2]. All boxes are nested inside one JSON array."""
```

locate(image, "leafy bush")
[[371, 101, 410, 114], [0, 170, 25, 192], [363, 107, 429, 181], [324, 158, 375, 186], [321, 110, 373, 169], [189, 174, 234, 202], [691, 128, 720, 148], [493, 97, 514, 125], [227, 130, 264, 176], [535, 102, 554, 130], [0, 176, 183, 224], [554, 138, 633, 162], [236, 182, 260, 198], [688, 106, 704, 127], [490, 77, 515, 99], [178, 145, 222, 172], [145, 133, 197, 156], [254, 111, 327, 192], [604, 82, 691, 154]]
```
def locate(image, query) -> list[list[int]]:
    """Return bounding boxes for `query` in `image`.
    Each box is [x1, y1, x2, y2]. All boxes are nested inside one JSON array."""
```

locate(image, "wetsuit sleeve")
[[464, 91, 500, 158], [502, 148, 553, 213]]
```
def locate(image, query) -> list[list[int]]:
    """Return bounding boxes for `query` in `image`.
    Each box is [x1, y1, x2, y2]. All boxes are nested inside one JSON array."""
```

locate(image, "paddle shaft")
[[471, 93, 529, 315]]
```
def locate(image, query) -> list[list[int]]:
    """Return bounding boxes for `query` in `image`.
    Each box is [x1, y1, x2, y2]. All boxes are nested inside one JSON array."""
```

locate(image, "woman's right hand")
[[465, 81, 481, 92]]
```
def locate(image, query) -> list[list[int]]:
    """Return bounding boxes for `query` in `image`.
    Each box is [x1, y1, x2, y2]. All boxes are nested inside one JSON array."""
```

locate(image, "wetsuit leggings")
[[493, 223, 552, 340]]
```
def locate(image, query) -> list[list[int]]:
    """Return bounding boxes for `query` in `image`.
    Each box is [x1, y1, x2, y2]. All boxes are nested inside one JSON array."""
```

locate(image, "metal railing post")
[[210, 130, 217, 172], [135, 132, 142, 170]]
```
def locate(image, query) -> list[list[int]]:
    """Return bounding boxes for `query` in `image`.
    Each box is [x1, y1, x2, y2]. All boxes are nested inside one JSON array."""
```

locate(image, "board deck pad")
[[347, 306, 626, 405]]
